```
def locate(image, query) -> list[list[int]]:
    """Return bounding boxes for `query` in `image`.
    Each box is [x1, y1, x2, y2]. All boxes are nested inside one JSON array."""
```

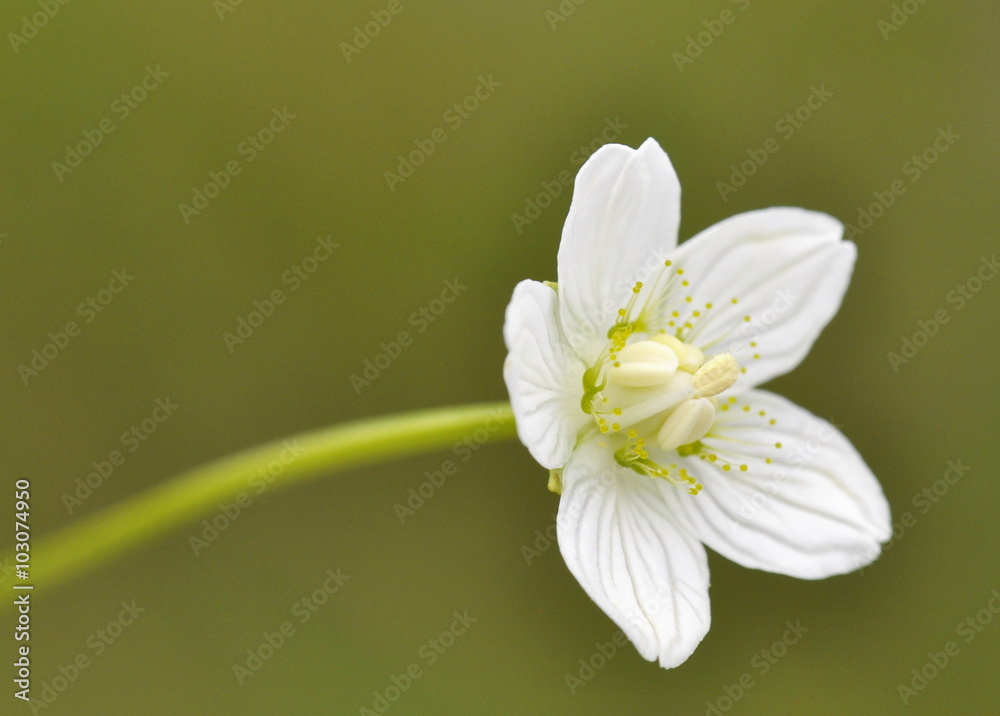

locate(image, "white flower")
[[503, 138, 891, 669]]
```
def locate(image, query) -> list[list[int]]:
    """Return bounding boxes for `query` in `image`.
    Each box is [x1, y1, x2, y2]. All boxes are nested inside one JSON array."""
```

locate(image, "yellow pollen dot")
[[740, 367, 747, 373], [685, 296, 693, 303], [612, 423, 621, 431], [672, 310, 680, 317], [743, 315, 751, 322], [682, 280, 690, 287], [613, 361, 621, 367], [750, 341, 757, 347], [759, 410, 766, 416], [743, 405, 750, 412], [617, 308, 626, 316], [765, 458, 773, 464], [600, 425, 609, 433], [708, 455, 717, 462], [612, 407, 622, 416], [664, 260, 672, 267], [693, 311, 701, 317], [731, 298, 739, 304], [720, 405, 729, 411], [728, 397, 737, 403], [753, 353, 761, 360], [769, 419, 776, 425], [705, 302, 713, 309], [723, 464, 731, 472], [628, 429, 637, 437], [775, 442, 782, 448], [739, 464, 748, 471], [677, 269, 685, 275]]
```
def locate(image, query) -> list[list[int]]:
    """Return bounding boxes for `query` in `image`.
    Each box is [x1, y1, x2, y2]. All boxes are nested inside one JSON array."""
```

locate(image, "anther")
[[693, 353, 739, 398], [657, 398, 716, 451], [607, 340, 679, 388]]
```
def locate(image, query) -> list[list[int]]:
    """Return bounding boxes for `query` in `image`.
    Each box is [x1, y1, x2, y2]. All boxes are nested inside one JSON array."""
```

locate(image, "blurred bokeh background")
[[2, 1, 998, 714]]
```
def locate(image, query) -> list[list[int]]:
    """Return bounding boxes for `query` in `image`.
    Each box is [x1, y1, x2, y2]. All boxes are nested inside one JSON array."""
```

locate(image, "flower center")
[[579, 262, 743, 494]]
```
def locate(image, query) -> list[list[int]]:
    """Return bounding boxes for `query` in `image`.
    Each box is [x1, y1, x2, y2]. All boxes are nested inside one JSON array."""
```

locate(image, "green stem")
[[12, 402, 515, 597]]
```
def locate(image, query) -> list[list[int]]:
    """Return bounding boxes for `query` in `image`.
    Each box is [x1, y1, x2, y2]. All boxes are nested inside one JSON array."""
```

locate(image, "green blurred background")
[[2, 1, 998, 714]]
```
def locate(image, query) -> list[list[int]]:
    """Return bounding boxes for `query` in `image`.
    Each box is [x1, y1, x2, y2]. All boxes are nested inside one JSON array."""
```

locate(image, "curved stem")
[[12, 402, 514, 598]]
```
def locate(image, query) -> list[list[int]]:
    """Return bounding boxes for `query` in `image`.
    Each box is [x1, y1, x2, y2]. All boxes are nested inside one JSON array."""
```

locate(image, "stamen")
[[657, 398, 715, 451], [693, 353, 739, 397], [607, 340, 679, 387]]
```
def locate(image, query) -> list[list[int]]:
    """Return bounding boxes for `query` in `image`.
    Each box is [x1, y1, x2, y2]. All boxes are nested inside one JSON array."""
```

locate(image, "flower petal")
[[503, 280, 589, 469], [557, 138, 682, 357], [667, 208, 854, 389], [557, 439, 711, 668], [663, 390, 891, 579]]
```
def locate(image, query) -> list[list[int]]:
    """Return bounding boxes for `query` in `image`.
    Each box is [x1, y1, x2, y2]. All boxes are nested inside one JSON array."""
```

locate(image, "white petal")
[[663, 390, 891, 579], [557, 439, 711, 668], [667, 208, 854, 389], [503, 280, 588, 469], [557, 138, 682, 357]]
